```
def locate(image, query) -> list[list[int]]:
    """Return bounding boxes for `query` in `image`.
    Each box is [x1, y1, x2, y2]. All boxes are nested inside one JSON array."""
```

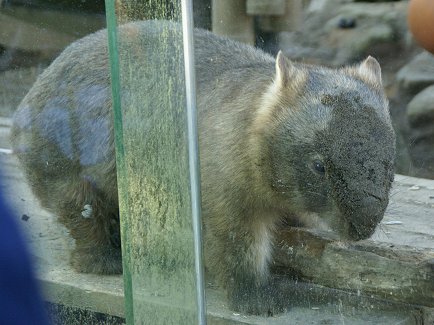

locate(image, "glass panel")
[[108, 0, 432, 323], [106, 1, 205, 324]]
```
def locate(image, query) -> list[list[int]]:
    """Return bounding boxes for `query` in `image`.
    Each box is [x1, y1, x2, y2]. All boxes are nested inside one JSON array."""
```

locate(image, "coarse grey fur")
[[10, 20, 395, 315]]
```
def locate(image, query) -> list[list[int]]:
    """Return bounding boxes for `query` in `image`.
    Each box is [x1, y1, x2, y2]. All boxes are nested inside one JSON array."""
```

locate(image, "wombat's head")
[[257, 52, 395, 241]]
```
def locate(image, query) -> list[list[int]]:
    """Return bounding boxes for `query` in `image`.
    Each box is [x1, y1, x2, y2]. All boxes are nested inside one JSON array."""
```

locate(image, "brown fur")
[[11, 21, 395, 315]]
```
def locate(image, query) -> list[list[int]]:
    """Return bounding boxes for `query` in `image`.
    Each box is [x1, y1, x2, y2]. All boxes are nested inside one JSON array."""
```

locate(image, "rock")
[[331, 23, 394, 64], [279, 1, 408, 65], [307, 0, 353, 15], [278, 31, 336, 63], [397, 52, 434, 95], [408, 134, 434, 179], [393, 130, 412, 176], [327, 2, 407, 64], [407, 85, 434, 127], [406, 85, 434, 179], [336, 2, 406, 24], [322, 2, 407, 38]]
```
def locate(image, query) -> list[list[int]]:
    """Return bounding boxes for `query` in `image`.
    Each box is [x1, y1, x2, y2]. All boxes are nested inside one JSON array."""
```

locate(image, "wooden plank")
[[273, 228, 434, 307], [41, 270, 125, 318]]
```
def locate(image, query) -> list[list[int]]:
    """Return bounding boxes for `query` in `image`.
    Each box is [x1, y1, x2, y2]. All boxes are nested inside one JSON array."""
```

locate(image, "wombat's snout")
[[346, 195, 387, 240]]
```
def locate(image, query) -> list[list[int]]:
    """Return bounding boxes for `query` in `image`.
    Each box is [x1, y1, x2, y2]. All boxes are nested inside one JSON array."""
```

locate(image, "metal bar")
[[180, 1, 207, 324]]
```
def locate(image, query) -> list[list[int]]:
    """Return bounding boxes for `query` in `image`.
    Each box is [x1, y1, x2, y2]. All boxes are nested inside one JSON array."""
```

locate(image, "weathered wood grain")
[[273, 227, 434, 307]]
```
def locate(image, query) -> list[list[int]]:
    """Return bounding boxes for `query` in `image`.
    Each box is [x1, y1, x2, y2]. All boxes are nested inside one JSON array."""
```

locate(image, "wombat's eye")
[[312, 160, 326, 175]]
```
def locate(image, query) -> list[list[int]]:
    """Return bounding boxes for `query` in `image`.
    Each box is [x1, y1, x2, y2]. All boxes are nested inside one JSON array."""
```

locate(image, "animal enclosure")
[[0, 0, 433, 324]]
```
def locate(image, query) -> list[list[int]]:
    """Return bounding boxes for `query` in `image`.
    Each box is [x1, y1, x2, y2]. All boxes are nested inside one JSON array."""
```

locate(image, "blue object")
[[0, 194, 50, 325]]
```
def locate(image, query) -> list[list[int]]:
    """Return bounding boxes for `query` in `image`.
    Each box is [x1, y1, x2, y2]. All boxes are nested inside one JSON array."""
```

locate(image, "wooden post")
[[246, 0, 286, 15], [211, 0, 254, 45], [258, 0, 304, 33]]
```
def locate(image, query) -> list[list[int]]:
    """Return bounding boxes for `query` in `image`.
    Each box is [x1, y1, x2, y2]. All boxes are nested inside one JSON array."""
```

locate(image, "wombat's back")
[[10, 20, 271, 208], [10, 20, 268, 274], [10, 26, 114, 209]]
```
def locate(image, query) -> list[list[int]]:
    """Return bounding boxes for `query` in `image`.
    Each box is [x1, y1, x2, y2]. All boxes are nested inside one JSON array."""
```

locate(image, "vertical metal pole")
[[181, 1, 207, 324]]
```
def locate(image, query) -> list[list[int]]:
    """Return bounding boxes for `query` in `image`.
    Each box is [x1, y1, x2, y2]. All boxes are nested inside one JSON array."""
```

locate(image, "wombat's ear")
[[275, 51, 297, 88], [358, 56, 382, 86]]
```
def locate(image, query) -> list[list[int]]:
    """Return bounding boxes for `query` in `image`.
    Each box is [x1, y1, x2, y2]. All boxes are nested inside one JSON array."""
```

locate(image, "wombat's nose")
[[359, 195, 384, 219], [348, 195, 386, 240]]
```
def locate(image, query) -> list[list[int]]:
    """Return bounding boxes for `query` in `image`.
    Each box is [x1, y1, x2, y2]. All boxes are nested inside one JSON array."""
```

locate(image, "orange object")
[[408, 0, 434, 54]]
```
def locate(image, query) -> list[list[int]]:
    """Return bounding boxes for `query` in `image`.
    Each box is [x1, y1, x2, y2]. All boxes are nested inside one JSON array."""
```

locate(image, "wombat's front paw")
[[228, 281, 287, 316], [71, 246, 122, 275]]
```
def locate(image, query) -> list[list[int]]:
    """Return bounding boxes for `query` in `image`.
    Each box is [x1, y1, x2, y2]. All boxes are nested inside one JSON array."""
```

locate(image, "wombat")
[[11, 20, 395, 315]]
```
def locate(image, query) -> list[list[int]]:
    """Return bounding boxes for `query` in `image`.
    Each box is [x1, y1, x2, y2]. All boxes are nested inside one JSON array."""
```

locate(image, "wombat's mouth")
[[339, 194, 387, 241], [347, 221, 377, 241]]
